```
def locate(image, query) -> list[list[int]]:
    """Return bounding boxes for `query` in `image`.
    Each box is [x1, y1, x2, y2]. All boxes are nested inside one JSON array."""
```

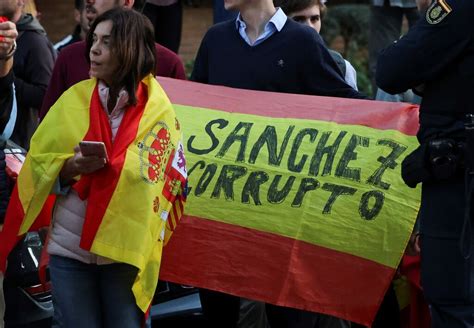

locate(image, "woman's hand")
[[60, 146, 107, 184], [0, 20, 17, 55], [0, 19, 18, 77]]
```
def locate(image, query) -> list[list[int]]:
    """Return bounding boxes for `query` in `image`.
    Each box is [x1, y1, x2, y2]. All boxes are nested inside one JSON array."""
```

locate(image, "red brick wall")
[[35, 0, 76, 44]]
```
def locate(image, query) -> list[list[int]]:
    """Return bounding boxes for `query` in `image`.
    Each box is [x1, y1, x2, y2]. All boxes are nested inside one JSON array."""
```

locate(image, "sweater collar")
[[235, 7, 287, 33], [235, 8, 287, 46]]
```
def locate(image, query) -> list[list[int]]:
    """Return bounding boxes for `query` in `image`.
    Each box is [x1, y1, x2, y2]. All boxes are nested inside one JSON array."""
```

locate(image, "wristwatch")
[[0, 40, 16, 61]]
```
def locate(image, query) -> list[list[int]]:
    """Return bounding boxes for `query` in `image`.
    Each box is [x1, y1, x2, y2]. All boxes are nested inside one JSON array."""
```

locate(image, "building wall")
[[33, 0, 366, 66], [35, 0, 212, 63], [35, 0, 75, 44]]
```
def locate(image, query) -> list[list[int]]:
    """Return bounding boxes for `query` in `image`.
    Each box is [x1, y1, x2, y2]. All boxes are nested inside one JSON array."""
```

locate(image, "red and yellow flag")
[[157, 77, 421, 326], [0, 75, 187, 312]]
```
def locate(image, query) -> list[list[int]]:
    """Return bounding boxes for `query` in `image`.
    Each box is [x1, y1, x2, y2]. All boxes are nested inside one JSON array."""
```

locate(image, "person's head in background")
[[85, 0, 135, 27], [0, 0, 25, 22], [276, 0, 326, 33], [86, 7, 155, 105], [75, 0, 89, 38], [23, 0, 38, 17]]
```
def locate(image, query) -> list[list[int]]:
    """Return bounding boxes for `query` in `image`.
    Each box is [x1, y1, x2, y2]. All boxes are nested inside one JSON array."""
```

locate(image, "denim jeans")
[[49, 255, 143, 328]]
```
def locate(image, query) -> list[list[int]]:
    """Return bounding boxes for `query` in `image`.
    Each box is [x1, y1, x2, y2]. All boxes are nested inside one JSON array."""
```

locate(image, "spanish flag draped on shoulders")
[[0, 74, 187, 312]]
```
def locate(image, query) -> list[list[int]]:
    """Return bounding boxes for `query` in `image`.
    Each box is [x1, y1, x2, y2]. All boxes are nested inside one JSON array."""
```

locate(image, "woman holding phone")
[[0, 8, 186, 328]]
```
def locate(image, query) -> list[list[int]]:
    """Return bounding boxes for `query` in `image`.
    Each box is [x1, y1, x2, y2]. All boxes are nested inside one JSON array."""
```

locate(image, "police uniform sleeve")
[[376, 0, 472, 95]]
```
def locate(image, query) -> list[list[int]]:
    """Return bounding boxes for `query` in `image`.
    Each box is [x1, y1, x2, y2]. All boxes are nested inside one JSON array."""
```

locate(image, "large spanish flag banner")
[[158, 78, 421, 326], [0, 75, 186, 312]]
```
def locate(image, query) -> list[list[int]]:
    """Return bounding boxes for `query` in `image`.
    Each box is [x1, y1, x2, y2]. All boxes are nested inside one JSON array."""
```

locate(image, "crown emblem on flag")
[[139, 121, 175, 184]]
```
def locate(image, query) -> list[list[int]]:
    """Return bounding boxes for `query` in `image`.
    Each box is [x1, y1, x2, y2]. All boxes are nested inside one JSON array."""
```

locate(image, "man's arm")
[[0, 20, 18, 136], [304, 31, 366, 99], [376, 0, 469, 94], [167, 54, 186, 80], [39, 48, 69, 120], [0, 70, 17, 140], [155, 43, 186, 80], [13, 33, 55, 112], [190, 33, 209, 83]]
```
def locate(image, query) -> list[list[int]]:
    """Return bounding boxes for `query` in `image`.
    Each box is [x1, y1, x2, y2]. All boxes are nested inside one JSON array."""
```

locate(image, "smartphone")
[[79, 141, 108, 162]]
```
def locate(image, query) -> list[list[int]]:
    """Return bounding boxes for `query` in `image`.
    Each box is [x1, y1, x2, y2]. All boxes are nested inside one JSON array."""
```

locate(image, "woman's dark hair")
[[86, 8, 156, 105]]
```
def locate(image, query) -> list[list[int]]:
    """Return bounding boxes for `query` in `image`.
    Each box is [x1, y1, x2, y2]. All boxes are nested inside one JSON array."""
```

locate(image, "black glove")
[[401, 143, 432, 188]]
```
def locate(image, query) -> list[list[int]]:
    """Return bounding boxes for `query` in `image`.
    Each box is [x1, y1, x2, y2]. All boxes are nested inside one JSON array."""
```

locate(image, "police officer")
[[376, 0, 474, 327]]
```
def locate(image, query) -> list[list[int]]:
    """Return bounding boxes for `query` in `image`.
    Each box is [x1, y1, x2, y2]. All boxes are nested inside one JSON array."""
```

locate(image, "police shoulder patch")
[[426, 0, 452, 25]]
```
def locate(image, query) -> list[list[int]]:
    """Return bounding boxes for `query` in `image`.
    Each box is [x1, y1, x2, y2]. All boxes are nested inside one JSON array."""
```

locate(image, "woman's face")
[[89, 20, 119, 86]]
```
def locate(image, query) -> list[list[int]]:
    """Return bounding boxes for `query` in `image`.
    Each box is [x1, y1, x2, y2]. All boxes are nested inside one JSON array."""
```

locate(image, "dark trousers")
[[143, 1, 182, 54], [265, 304, 318, 328], [199, 288, 241, 328], [265, 304, 351, 328], [369, 3, 419, 97], [419, 177, 474, 328], [199, 289, 351, 328]]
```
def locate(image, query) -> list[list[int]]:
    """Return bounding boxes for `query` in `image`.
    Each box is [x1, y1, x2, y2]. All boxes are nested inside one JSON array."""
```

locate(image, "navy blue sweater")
[[191, 19, 364, 99]]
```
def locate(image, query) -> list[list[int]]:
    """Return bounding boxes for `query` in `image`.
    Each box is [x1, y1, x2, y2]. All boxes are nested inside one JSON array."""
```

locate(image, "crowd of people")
[[1, 0, 473, 327]]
